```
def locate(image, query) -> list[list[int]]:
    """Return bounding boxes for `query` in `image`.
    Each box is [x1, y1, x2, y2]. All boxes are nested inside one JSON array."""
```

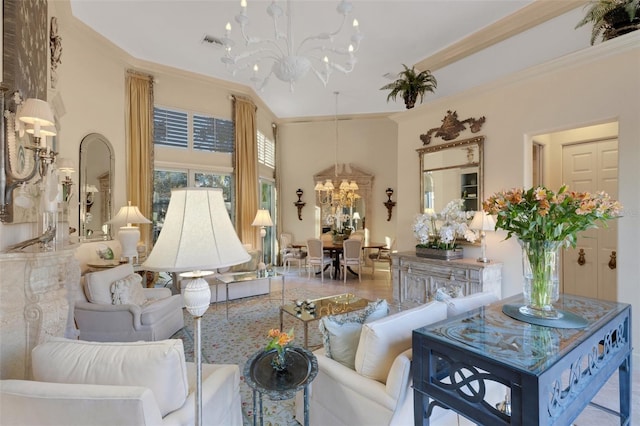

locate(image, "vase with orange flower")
[[484, 185, 621, 319], [266, 328, 295, 372]]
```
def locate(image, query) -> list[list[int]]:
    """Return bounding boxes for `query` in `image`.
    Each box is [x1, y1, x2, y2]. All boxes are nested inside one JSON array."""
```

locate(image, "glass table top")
[[414, 293, 628, 375], [281, 293, 370, 323], [214, 270, 281, 284]]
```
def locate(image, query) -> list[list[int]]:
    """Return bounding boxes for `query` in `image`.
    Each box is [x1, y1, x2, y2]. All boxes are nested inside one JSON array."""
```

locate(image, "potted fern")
[[380, 64, 437, 109], [576, 0, 640, 44]]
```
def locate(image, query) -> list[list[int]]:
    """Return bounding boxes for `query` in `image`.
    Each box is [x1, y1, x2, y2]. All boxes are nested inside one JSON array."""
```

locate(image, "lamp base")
[[118, 226, 140, 265]]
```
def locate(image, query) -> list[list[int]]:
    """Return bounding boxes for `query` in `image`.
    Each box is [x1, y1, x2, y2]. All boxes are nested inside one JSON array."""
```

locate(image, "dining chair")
[[281, 233, 307, 275], [306, 238, 333, 282], [369, 236, 395, 278], [340, 238, 363, 283]]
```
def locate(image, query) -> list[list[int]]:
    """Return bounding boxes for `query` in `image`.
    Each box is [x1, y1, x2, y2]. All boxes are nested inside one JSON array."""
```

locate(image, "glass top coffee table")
[[280, 293, 371, 348]]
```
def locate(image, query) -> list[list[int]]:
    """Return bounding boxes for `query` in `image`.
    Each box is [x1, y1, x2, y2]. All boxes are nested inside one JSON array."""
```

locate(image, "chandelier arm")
[[295, 14, 348, 53]]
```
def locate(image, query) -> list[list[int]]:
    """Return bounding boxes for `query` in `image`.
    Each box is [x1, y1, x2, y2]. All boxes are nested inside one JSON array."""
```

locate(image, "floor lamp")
[[143, 188, 250, 426], [470, 210, 496, 263], [252, 209, 273, 271]]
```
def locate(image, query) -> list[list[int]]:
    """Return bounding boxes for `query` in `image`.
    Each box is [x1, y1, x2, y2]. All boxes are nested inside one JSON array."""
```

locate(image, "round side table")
[[244, 346, 318, 426]]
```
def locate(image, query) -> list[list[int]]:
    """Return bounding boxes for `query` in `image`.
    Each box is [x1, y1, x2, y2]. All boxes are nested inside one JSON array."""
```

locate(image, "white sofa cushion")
[[319, 299, 389, 369], [354, 301, 447, 383], [438, 290, 499, 317], [84, 264, 134, 305], [111, 273, 146, 305], [31, 338, 189, 418]]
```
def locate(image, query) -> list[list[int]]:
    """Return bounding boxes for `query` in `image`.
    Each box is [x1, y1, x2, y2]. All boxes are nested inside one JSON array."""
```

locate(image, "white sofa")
[[0, 338, 242, 426], [295, 292, 503, 426]]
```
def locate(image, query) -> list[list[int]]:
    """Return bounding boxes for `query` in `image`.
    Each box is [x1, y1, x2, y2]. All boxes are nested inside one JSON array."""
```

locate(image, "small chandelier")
[[220, 0, 363, 92]]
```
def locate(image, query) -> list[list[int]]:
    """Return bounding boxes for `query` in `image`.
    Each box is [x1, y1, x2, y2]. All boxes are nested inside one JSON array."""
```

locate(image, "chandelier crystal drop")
[[221, 0, 363, 92]]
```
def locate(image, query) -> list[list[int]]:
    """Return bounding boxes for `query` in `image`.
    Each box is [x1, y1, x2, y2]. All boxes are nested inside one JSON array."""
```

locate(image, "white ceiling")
[[69, 0, 593, 119]]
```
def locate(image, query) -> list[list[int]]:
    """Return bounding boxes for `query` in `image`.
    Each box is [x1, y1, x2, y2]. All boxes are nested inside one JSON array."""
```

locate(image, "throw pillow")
[[111, 273, 146, 306], [84, 264, 135, 305], [354, 301, 447, 383], [319, 299, 389, 369]]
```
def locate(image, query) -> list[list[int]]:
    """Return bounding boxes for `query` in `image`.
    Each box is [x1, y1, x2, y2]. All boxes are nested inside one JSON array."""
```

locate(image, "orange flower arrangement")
[[266, 328, 294, 355]]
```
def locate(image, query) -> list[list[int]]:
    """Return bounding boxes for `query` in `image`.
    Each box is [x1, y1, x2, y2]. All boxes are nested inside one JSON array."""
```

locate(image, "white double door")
[[561, 139, 618, 302]]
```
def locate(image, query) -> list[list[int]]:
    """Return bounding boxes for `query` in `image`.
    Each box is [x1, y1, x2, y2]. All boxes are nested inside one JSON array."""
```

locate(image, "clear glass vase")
[[519, 239, 563, 319], [270, 348, 289, 372]]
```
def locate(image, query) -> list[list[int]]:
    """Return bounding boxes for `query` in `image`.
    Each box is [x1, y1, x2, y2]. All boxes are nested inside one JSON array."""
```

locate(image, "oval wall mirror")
[[79, 133, 114, 240]]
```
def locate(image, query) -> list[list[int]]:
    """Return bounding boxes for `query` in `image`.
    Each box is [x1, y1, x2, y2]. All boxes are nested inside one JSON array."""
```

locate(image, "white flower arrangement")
[[413, 199, 477, 250]]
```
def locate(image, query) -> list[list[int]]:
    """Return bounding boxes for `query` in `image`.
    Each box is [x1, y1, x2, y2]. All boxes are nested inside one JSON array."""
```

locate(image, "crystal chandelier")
[[221, 0, 363, 92]]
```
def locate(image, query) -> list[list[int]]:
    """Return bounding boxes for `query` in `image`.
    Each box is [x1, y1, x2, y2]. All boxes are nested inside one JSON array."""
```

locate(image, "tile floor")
[[278, 262, 639, 426]]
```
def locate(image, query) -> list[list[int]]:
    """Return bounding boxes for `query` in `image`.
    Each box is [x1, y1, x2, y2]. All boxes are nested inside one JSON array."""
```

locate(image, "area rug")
[[174, 287, 326, 426]]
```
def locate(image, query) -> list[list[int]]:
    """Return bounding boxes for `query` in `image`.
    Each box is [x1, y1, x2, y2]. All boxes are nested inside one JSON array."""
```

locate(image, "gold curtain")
[[233, 96, 259, 249], [125, 71, 154, 250]]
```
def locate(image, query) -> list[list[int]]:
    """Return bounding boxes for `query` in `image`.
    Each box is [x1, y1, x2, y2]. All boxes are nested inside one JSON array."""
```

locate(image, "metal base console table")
[[244, 346, 318, 426], [412, 293, 631, 425]]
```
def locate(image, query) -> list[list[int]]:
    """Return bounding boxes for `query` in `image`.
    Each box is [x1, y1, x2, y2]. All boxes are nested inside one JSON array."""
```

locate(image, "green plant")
[[380, 64, 437, 109], [576, 0, 640, 44], [483, 185, 622, 247]]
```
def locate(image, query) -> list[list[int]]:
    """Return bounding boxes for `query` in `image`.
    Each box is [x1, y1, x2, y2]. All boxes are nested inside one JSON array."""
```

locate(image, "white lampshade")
[[109, 201, 152, 227], [251, 209, 273, 227], [143, 188, 250, 273], [56, 158, 75, 174], [18, 98, 55, 127], [470, 211, 496, 231], [352, 212, 361, 220], [85, 184, 99, 193], [314, 181, 324, 191]]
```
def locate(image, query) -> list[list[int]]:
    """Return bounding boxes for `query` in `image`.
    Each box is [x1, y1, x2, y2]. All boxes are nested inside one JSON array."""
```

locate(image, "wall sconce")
[[1, 92, 58, 223], [383, 188, 396, 221], [57, 158, 75, 203], [294, 188, 305, 220]]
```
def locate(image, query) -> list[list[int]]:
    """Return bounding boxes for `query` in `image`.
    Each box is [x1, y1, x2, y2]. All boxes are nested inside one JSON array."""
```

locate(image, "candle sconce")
[[383, 188, 396, 221], [294, 188, 305, 220]]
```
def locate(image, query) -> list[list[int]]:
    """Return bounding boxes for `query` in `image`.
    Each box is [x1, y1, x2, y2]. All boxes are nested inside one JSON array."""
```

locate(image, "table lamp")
[[352, 212, 361, 230], [143, 188, 250, 426], [252, 209, 273, 271], [470, 210, 496, 263], [108, 201, 152, 264]]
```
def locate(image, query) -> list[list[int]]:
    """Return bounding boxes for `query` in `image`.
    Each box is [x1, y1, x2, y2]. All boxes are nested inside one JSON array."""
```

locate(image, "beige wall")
[[392, 34, 640, 361], [278, 117, 398, 245]]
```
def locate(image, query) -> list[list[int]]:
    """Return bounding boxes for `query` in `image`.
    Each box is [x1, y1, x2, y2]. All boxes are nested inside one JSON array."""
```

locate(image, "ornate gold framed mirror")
[[417, 136, 484, 214]]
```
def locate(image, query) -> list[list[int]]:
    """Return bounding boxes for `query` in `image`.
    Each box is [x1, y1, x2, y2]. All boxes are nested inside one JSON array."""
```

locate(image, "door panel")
[[561, 139, 618, 301]]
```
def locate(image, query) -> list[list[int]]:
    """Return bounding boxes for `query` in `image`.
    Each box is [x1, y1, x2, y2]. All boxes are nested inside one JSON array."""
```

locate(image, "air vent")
[[201, 34, 224, 47]]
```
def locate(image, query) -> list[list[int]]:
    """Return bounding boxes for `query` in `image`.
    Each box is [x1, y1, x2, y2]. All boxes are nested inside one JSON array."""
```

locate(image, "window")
[[193, 114, 234, 153], [154, 107, 188, 148], [257, 131, 275, 168], [154, 106, 234, 154]]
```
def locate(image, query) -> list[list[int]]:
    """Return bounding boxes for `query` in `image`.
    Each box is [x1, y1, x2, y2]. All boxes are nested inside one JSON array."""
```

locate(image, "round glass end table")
[[244, 346, 318, 426]]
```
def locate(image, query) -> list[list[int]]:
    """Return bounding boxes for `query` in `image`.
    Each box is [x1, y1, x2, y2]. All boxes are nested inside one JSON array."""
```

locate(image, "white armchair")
[[74, 263, 184, 342], [0, 338, 242, 426]]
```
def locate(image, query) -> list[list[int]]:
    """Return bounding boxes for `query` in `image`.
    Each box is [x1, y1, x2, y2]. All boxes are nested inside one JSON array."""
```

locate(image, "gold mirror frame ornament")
[[417, 136, 484, 215]]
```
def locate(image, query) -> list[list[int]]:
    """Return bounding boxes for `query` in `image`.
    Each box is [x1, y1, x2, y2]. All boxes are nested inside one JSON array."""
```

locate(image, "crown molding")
[[415, 0, 588, 72]]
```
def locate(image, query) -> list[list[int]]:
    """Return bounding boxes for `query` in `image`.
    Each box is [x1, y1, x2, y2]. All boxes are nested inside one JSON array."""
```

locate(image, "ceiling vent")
[[201, 34, 224, 47]]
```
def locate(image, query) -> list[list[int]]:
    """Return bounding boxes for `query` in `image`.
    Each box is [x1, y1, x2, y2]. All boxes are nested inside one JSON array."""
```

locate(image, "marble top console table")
[[391, 251, 502, 308], [0, 246, 81, 379]]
